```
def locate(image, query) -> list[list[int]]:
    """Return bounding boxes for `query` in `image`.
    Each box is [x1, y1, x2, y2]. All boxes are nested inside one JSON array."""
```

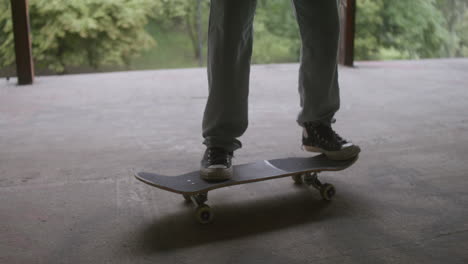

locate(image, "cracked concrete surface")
[[1, 58, 468, 263]]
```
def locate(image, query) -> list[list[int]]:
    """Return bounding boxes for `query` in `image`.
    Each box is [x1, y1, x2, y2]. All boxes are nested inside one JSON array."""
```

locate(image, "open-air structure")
[[2, 1, 468, 263], [9, 0, 356, 85]]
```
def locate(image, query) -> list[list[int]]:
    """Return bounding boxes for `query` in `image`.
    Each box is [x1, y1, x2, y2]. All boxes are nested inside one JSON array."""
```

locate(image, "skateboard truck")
[[183, 192, 213, 224], [292, 172, 336, 201]]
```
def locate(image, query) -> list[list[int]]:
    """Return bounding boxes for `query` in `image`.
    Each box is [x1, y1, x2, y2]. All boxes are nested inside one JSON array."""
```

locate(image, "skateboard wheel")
[[320, 183, 336, 201], [195, 205, 213, 224], [292, 174, 303, 184], [183, 194, 192, 202]]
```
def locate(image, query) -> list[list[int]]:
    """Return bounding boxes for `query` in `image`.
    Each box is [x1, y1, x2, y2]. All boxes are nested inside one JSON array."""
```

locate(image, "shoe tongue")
[[209, 148, 230, 162], [210, 147, 226, 155], [318, 125, 335, 140], [211, 147, 234, 156]]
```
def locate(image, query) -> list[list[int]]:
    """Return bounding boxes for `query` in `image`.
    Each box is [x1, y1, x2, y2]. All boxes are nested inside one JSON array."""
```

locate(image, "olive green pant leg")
[[292, 0, 341, 126], [202, 0, 257, 152]]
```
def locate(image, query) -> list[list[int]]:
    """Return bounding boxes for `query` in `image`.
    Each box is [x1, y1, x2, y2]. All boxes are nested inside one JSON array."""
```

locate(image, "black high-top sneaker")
[[302, 122, 360, 160], [200, 147, 233, 182]]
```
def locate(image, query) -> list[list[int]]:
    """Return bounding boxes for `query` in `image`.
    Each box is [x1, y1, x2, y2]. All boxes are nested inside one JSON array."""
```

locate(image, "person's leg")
[[292, 0, 360, 160], [292, 0, 340, 126], [201, 0, 257, 181], [202, 0, 257, 152]]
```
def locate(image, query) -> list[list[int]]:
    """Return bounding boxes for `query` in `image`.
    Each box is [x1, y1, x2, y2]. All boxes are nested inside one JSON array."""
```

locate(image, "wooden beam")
[[338, 0, 356, 67], [10, 0, 34, 85]]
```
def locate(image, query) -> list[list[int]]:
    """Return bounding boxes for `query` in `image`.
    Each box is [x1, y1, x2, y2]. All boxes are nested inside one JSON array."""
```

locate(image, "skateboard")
[[135, 154, 358, 224]]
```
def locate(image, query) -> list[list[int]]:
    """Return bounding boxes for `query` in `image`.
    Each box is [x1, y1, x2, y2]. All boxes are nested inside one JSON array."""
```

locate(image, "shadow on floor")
[[130, 185, 357, 253]]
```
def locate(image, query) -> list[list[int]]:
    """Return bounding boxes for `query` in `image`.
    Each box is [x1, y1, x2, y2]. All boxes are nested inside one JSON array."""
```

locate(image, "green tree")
[[0, 0, 159, 74], [355, 0, 448, 60], [0, 0, 14, 68], [435, 0, 468, 57], [354, 0, 383, 59], [459, 11, 468, 56], [181, 0, 209, 66], [150, 0, 210, 66], [253, 0, 300, 63]]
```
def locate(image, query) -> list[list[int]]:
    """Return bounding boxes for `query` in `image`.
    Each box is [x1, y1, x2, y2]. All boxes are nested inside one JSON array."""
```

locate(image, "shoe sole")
[[200, 166, 233, 182], [304, 145, 361, 160]]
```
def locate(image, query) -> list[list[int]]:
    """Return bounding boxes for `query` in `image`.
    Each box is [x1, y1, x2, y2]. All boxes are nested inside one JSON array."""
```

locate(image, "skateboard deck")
[[135, 154, 358, 223]]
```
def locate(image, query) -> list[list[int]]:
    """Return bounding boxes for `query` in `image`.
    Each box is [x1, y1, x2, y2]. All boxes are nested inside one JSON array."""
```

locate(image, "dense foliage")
[[0, 0, 467, 74], [355, 0, 468, 60], [1, 0, 158, 73]]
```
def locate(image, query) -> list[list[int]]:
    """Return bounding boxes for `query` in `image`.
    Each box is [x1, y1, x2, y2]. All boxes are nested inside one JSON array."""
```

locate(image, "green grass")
[[130, 21, 201, 70]]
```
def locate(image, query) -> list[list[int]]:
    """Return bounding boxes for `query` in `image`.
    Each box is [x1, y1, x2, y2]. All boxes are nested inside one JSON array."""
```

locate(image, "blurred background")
[[0, 0, 467, 77]]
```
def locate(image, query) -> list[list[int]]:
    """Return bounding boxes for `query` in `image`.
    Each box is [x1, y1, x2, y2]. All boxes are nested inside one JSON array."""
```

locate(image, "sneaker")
[[302, 122, 360, 160], [200, 147, 233, 182]]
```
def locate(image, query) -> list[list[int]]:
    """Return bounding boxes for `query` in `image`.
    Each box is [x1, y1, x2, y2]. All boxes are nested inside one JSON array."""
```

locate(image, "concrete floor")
[[1, 58, 468, 264]]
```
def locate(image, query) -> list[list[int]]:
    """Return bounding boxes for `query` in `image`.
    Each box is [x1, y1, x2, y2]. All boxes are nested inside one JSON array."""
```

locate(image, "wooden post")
[[196, 0, 203, 66], [338, 0, 356, 67], [10, 0, 34, 85]]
